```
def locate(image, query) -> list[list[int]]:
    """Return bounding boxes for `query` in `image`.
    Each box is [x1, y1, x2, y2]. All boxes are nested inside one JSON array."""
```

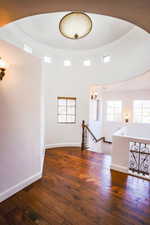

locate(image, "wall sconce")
[[0, 58, 8, 80], [91, 91, 98, 100], [124, 114, 129, 123]]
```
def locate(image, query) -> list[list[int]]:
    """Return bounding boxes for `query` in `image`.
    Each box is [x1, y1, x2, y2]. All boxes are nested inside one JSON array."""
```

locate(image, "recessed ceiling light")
[[103, 55, 111, 63], [59, 12, 92, 40], [64, 60, 71, 67], [44, 56, 52, 63], [83, 59, 91, 66], [24, 44, 32, 54]]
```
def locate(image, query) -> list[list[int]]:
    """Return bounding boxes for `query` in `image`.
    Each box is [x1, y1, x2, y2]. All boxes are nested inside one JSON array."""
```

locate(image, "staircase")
[[81, 120, 105, 151]]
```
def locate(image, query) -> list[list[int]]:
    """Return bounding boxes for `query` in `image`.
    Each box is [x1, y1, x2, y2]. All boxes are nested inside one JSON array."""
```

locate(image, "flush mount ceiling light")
[[59, 12, 92, 40]]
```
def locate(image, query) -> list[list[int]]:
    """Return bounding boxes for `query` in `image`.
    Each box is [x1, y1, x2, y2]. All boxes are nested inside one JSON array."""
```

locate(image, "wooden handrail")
[[81, 120, 104, 150], [84, 125, 104, 143]]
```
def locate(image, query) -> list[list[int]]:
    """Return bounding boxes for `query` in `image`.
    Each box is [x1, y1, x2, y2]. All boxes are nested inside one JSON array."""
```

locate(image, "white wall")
[[0, 41, 43, 202], [100, 89, 150, 141], [44, 64, 89, 148], [2, 16, 150, 150], [89, 99, 103, 140], [43, 57, 150, 148], [43, 61, 109, 148]]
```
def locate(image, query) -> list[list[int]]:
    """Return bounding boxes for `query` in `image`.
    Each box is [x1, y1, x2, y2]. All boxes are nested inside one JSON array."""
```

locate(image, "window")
[[83, 60, 91, 66], [133, 100, 150, 123], [102, 55, 111, 63], [57, 97, 76, 123], [106, 101, 122, 122], [44, 56, 52, 63], [64, 60, 71, 67]]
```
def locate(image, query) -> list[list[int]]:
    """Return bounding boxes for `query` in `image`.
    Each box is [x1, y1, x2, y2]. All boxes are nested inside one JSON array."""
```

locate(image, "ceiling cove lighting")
[[44, 56, 52, 63], [0, 58, 8, 80], [64, 60, 71, 67], [59, 12, 92, 40], [24, 44, 32, 54], [103, 55, 111, 63], [83, 59, 91, 66]]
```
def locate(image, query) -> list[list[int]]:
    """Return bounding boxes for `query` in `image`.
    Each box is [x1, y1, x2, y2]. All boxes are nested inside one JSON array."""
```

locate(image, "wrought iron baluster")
[[138, 143, 141, 174], [129, 141, 150, 177]]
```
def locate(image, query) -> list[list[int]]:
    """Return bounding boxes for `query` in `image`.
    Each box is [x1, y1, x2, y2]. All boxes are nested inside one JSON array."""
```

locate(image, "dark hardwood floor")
[[0, 147, 150, 225]]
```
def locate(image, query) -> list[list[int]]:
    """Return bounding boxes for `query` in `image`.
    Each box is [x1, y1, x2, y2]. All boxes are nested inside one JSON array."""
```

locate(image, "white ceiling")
[[11, 12, 134, 50], [96, 70, 150, 92], [0, 12, 150, 84]]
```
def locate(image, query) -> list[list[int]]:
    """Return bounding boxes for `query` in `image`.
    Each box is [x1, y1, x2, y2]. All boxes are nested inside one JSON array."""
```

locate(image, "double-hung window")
[[106, 101, 122, 122], [133, 100, 150, 123], [57, 97, 76, 123]]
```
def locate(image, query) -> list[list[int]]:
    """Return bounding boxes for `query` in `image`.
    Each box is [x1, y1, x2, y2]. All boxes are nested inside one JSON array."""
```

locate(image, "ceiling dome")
[[8, 12, 134, 50], [0, 11, 150, 84]]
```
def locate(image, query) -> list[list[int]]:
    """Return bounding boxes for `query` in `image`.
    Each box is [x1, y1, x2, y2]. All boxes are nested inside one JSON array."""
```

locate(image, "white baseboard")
[[40, 148, 46, 174], [45, 142, 81, 149], [0, 172, 42, 203], [110, 164, 128, 174]]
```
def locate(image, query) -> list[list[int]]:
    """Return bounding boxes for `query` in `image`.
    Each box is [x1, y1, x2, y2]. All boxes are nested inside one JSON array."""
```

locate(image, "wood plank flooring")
[[0, 147, 150, 225]]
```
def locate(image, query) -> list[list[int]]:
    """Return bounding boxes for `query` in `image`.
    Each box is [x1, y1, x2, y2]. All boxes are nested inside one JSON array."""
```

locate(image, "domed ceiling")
[[0, 11, 150, 84], [1, 12, 134, 51]]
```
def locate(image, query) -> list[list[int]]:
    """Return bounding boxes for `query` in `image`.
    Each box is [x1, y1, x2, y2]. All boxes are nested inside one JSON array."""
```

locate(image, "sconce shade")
[[0, 58, 7, 68], [59, 12, 92, 39], [91, 92, 98, 100]]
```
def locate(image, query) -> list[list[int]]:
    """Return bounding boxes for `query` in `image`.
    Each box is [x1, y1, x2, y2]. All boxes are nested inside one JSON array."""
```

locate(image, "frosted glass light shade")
[[0, 58, 8, 68], [59, 12, 92, 39]]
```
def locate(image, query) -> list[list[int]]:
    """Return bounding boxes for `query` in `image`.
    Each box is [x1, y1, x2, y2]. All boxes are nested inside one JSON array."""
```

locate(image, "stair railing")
[[81, 120, 104, 151]]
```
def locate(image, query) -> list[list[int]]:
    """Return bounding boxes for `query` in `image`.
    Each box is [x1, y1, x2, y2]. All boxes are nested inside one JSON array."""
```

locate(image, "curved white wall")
[[0, 41, 44, 202], [43, 61, 149, 148]]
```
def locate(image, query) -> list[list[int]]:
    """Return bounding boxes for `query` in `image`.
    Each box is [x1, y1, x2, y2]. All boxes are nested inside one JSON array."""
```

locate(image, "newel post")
[[81, 120, 85, 151]]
